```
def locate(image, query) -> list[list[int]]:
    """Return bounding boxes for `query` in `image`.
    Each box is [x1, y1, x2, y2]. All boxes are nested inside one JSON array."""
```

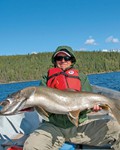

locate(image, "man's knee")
[[23, 130, 53, 150]]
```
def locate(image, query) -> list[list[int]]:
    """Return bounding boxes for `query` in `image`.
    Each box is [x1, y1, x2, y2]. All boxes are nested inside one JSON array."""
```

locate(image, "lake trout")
[[0, 86, 120, 126]]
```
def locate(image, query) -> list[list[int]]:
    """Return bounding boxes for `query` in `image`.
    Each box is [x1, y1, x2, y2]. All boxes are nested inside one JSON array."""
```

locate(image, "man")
[[23, 46, 120, 150]]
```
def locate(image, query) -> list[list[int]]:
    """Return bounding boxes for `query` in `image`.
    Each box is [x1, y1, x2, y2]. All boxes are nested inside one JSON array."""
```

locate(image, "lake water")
[[0, 71, 120, 101], [88, 71, 120, 91]]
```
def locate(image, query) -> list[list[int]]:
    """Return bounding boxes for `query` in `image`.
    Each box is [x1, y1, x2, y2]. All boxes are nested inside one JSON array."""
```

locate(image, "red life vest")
[[7, 146, 23, 150], [47, 68, 81, 91]]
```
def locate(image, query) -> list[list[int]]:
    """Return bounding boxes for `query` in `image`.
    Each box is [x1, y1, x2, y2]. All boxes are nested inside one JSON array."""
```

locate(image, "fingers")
[[93, 104, 102, 112]]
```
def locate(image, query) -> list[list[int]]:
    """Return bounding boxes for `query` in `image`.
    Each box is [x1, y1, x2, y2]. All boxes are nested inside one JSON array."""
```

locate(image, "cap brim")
[[54, 51, 71, 57]]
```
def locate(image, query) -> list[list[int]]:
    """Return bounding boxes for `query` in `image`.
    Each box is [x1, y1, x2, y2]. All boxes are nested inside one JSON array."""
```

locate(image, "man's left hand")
[[93, 105, 102, 112]]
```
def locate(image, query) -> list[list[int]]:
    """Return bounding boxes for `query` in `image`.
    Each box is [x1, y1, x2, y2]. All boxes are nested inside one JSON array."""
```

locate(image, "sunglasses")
[[55, 56, 72, 61]]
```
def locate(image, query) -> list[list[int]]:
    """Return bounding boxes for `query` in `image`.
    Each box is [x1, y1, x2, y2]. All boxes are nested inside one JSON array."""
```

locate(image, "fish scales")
[[0, 86, 120, 126]]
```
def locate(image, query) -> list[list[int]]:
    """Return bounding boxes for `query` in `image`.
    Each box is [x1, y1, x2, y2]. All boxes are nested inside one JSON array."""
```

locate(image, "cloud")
[[79, 48, 87, 51], [84, 36, 97, 45], [105, 36, 119, 43]]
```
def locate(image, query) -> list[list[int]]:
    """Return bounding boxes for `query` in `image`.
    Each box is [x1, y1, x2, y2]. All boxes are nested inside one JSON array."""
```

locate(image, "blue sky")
[[0, 0, 120, 55]]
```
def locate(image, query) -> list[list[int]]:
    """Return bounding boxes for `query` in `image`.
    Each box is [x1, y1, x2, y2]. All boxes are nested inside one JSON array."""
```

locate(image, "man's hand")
[[93, 105, 102, 112]]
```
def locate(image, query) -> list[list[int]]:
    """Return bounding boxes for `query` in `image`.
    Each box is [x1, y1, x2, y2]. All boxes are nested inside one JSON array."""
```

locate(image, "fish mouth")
[[0, 98, 34, 115], [19, 107, 34, 112]]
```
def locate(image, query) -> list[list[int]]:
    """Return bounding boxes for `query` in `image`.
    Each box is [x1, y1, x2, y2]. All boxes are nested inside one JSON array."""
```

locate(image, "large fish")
[[0, 86, 120, 126]]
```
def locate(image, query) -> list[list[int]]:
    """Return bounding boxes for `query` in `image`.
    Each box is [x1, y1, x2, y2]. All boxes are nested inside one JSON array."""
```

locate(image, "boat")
[[0, 85, 120, 150]]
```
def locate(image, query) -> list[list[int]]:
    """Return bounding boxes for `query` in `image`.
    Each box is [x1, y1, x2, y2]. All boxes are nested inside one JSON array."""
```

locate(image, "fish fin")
[[68, 110, 80, 127], [100, 104, 109, 110], [109, 100, 120, 125], [35, 106, 49, 121]]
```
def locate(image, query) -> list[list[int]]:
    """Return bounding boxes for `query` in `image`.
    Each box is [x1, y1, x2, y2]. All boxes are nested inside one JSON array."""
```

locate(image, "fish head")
[[0, 86, 37, 115]]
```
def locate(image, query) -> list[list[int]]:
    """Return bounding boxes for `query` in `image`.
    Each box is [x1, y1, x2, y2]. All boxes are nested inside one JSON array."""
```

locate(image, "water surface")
[[0, 71, 120, 101]]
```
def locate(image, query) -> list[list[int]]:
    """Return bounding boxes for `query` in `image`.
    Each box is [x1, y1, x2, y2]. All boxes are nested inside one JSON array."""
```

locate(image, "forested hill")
[[0, 51, 120, 83]]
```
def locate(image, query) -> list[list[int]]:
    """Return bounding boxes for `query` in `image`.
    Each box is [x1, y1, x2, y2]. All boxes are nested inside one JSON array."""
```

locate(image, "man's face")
[[55, 52, 72, 70]]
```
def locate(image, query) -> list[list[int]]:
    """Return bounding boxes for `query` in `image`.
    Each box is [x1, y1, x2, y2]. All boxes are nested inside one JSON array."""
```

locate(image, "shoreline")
[[0, 70, 120, 85], [87, 70, 120, 75], [0, 80, 40, 85]]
